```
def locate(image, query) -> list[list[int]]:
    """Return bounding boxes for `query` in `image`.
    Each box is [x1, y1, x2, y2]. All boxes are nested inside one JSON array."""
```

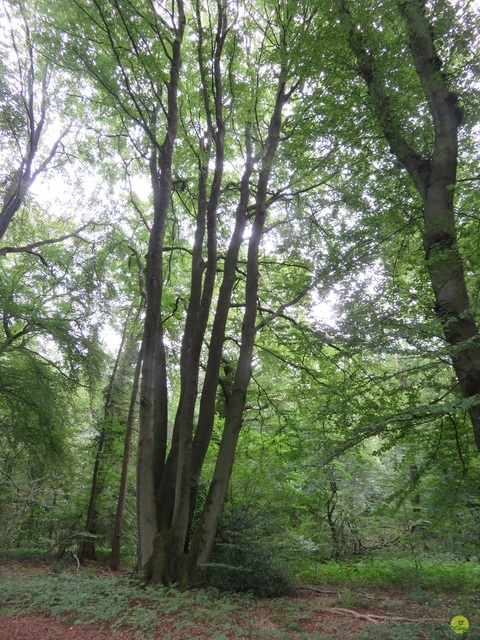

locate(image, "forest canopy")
[[1, 0, 480, 590]]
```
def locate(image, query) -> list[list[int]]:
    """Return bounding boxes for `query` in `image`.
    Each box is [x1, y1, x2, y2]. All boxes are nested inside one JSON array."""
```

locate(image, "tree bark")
[[187, 139, 255, 532], [140, 2, 300, 585], [167, 8, 227, 555], [79, 320, 128, 563], [147, 132, 255, 585], [148, 2, 231, 578], [136, 0, 185, 572], [185, 77, 291, 583], [110, 341, 143, 571]]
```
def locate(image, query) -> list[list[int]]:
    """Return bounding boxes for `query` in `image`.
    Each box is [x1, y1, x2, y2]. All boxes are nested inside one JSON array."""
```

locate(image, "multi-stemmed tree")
[[52, 0, 328, 583]]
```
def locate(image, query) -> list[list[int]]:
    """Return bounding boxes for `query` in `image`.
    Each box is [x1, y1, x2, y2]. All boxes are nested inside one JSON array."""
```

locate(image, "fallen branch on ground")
[[325, 607, 379, 624], [298, 585, 340, 596], [324, 607, 443, 624]]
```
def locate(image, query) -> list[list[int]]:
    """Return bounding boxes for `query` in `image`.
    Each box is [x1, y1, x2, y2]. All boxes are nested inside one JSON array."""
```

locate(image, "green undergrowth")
[[0, 570, 253, 635], [0, 548, 46, 561], [302, 557, 480, 592], [1, 557, 479, 639], [356, 623, 480, 640]]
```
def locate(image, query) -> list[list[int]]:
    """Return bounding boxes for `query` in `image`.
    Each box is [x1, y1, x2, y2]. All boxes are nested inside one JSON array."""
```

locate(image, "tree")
[[335, 0, 480, 452], [52, 0, 326, 584], [79, 308, 142, 563], [0, 0, 73, 240], [0, 213, 111, 552], [110, 329, 143, 570]]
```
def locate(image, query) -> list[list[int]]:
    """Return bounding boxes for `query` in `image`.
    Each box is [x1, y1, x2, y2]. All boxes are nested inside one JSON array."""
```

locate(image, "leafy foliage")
[[0, 0, 480, 609]]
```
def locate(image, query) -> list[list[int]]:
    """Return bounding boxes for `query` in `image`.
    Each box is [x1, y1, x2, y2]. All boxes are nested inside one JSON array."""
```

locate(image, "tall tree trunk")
[[187, 140, 255, 534], [136, 147, 170, 571], [78, 427, 104, 563], [326, 478, 340, 560], [136, 0, 185, 571], [79, 318, 129, 563], [147, 130, 256, 585], [110, 341, 143, 571], [184, 78, 292, 584], [140, 2, 301, 585], [342, 0, 480, 452], [409, 463, 421, 531], [148, 2, 231, 578], [79, 317, 130, 563]]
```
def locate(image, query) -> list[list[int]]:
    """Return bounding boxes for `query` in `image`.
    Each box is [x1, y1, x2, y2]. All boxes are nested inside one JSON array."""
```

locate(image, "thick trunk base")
[[78, 538, 96, 563], [144, 530, 203, 588]]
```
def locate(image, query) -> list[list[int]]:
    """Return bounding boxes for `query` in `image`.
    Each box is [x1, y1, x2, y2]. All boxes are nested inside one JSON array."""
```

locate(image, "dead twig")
[[72, 554, 80, 572]]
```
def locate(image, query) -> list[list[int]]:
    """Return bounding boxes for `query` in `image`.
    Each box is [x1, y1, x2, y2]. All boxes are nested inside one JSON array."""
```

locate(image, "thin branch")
[[30, 122, 74, 181], [449, 413, 467, 474], [256, 283, 314, 331], [254, 340, 340, 394], [457, 174, 480, 183], [0, 468, 22, 492], [20, 347, 80, 383], [0, 224, 90, 257]]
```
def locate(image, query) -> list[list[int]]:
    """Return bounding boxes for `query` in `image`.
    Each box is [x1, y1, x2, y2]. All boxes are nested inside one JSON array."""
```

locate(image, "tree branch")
[[324, 607, 442, 624], [0, 468, 22, 492], [255, 283, 314, 331], [0, 224, 90, 258]]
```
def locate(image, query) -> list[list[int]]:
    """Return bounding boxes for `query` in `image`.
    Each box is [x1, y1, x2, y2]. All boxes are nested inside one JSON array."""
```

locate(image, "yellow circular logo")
[[450, 616, 469, 634]]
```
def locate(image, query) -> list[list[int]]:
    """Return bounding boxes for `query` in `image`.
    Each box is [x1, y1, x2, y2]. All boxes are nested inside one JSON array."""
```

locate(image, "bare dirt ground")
[[0, 560, 473, 639]]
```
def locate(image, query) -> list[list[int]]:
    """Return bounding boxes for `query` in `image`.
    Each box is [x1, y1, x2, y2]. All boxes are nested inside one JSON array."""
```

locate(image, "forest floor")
[[0, 559, 478, 639]]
